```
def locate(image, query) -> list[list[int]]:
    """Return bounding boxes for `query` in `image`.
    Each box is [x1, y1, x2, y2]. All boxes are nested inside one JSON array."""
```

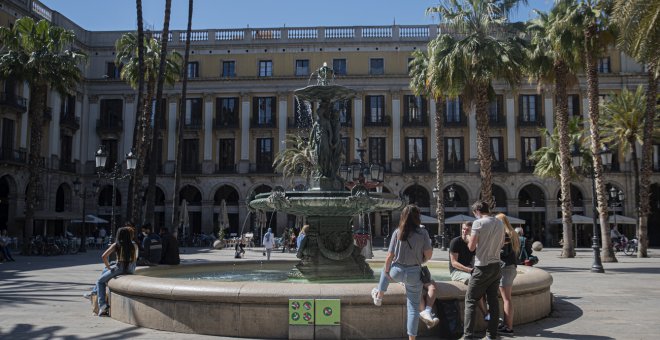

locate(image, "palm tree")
[[172, 0, 194, 230], [600, 86, 648, 245], [527, 1, 583, 258], [533, 117, 587, 180], [427, 0, 528, 207], [273, 132, 317, 187], [0, 18, 85, 252], [572, 0, 618, 262], [613, 0, 660, 258], [114, 32, 181, 223], [408, 46, 447, 247], [145, 0, 173, 227]]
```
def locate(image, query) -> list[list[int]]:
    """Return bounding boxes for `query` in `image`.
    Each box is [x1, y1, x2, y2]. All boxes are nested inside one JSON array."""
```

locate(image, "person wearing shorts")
[[449, 222, 488, 319], [496, 213, 521, 335]]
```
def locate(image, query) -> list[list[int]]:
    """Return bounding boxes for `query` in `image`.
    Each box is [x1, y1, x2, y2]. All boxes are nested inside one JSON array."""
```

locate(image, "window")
[[488, 95, 504, 123], [186, 62, 199, 78], [256, 138, 273, 171], [522, 137, 540, 169], [369, 137, 386, 166], [222, 60, 236, 78], [567, 95, 580, 118], [366, 95, 385, 124], [333, 59, 347, 76], [407, 57, 414, 74], [490, 137, 505, 171], [519, 95, 541, 122], [182, 139, 200, 172], [340, 137, 350, 164], [404, 95, 426, 124], [101, 139, 118, 170], [60, 135, 73, 164], [216, 97, 239, 127], [253, 97, 276, 126], [405, 137, 426, 170], [60, 94, 76, 117], [1, 118, 15, 152], [259, 60, 273, 77], [598, 57, 611, 73], [106, 62, 121, 79], [445, 97, 463, 123], [369, 58, 384, 75], [99, 99, 123, 127], [185, 98, 203, 128], [653, 144, 660, 171], [295, 59, 310, 76], [334, 99, 352, 126], [445, 137, 464, 171], [218, 139, 235, 172]]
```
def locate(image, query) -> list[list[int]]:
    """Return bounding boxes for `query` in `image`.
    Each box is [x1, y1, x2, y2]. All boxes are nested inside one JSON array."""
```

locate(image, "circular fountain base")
[[108, 261, 553, 339]]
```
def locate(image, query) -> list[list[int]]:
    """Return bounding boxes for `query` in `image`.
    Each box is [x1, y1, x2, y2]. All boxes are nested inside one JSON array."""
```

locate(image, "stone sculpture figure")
[[313, 100, 342, 180]]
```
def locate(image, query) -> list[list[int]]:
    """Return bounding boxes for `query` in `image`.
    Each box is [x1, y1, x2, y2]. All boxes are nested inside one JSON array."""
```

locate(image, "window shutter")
[[252, 97, 258, 122], [536, 95, 542, 120], [518, 95, 523, 120], [422, 138, 427, 161], [498, 95, 504, 119], [573, 95, 580, 116]]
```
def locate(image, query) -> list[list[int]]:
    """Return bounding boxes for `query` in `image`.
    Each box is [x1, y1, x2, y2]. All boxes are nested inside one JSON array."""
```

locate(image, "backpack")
[[435, 299, 463, 339]]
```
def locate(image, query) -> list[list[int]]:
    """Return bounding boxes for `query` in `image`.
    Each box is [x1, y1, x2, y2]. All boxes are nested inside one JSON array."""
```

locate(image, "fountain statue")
[[249, 63, 406, 280]]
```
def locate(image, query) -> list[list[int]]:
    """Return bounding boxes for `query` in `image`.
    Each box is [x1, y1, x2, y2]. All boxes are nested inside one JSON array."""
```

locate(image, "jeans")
[[377, 263, 423, 336], [96, 262, 136, 309], [464, 263, 502, 339], [265, 248, 272, 260]]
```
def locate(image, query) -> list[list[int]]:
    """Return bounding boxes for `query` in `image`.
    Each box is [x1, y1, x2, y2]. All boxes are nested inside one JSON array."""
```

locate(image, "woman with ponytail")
[[95, 226, 138, 316], [495, 213, 521, 334]]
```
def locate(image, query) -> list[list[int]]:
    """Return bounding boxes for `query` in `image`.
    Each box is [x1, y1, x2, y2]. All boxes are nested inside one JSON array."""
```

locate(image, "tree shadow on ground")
[[0, 323, 143, 340], [603, 267, 660, 275], [0, 275, 92, 308]]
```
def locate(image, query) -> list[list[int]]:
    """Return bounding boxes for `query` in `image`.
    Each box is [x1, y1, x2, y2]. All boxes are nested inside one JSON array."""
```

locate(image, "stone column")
[[544, 94, 554, 145], [201, 200, 214, 234], [506, 198, 519, 219], [353, 96, 363, 160], [278, 94, 288, 155], [20, 83, 29, 149], [202, 94, 214, 174], [429, 99, 437, 165], [239, 93, 251, 174], [87, 95, 101, 171], [49, 91, 61, 166], [506, 93, 519, 172], [468, 104, 478, 172], [73, 92, 83, 165], [390, 91, 402, 173], [165, 96, 178, 174], [122, 94, 136, 157]]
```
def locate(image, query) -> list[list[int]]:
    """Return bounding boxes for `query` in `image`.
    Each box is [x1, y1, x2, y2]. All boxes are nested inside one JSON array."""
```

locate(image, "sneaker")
[[371, 288, 382, 306], [98, 305, 109, 317], [83, 292, 93, 300], [499, 326, 514, 335], [419, 310, 439, 329], [484, 313, 491, 321]]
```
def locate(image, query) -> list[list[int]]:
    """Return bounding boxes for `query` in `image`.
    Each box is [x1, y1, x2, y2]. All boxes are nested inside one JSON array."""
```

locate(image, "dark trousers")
[[464, 262, 502, 339]]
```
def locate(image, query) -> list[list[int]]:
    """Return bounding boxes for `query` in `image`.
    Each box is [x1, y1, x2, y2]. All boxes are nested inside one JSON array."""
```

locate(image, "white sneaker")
[[82, 292, 93, 300], [371, 288, 382, 306], [420, 309, 439, 328], [98, 304, 109, 317]]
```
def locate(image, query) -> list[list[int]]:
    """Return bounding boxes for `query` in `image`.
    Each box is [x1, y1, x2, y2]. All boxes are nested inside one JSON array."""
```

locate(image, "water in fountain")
[[249, 63, 406, 280]]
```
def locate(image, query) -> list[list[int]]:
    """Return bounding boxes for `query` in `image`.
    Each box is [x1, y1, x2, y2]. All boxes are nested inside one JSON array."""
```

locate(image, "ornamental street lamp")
[[73, 177, 99, 253], [571, 142, 612, 273], [95, 145, 137, 244], [609, 186, 624, 235], [432, 184, 455, 251]]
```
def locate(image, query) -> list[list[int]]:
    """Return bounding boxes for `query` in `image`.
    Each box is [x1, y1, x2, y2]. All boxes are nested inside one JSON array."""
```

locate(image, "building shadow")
[[0, 323, 143, 340]]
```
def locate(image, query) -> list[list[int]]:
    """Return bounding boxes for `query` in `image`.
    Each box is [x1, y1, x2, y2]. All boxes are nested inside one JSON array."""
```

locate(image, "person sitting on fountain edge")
[[140, 223, 161, 266], [159, 227, 180, 265]]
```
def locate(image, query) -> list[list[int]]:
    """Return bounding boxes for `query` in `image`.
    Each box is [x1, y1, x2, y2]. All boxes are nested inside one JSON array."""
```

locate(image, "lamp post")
[[432, 184, 455, 250], [571, 143, 611, 273], [95, 145, 137, 244], [609, 186, 624, 236], [73, 177, 98, 253]]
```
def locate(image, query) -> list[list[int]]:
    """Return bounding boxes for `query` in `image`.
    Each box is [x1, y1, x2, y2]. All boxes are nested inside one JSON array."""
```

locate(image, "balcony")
[[489, 115, 506, 127], [251, 163, 274, 173], [250, 118, 277, 129], [0, 148, 27, 164], [402, 113, 428, 127], [364, 115, 391, 127], [184, 119, 203, 130], [404, 161, 429, 173], [182, 162, 201, 174], [492, 161, 508, 172], [59, 161, 76, 173], [60, 112, 80, 131], [444, 116, 467, 127], [444, 161, 465, 173], [518, 115, 545, 127], [213, 117, 239, 129], [0, 93, 27, 112], [520, 161, 535, 173], [216, 163, 236, 174], [96, 118, 123, 135]]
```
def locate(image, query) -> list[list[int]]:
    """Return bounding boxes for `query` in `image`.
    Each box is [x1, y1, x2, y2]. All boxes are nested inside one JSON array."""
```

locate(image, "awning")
[[502, 215, 526, 225], [549, 214, 594, 224], [444, 214, 476, 224], [71, 214, 109, 224], [608, 214, 636, 225], [33, 211, 81, 220], [420, 214, 439, 224]]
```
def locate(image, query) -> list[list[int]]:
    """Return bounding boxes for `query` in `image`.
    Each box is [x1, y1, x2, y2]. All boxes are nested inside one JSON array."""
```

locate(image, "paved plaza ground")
[[1, 244, 659, 340]]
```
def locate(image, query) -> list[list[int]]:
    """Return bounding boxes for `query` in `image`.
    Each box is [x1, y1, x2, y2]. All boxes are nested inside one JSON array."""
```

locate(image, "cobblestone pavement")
[[1, 245, 658, 339]]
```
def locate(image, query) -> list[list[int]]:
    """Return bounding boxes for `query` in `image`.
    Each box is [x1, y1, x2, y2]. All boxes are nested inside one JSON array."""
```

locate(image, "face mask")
[[142, 232, 148, 236]]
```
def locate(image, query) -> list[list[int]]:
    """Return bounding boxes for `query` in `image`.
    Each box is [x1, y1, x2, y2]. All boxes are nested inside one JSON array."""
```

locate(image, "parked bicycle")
[[613, 236, 638, 256]]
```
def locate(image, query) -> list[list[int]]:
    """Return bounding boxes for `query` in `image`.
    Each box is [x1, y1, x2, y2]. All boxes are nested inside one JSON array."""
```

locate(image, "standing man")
[[449, 222, 489, 319], [262, 228, 274, 260], [159, 227, 180, 265], [463, 201, 505, 340]]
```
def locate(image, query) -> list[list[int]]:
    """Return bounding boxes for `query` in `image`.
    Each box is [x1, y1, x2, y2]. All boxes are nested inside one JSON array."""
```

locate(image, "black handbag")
[[420, 265, 432, 284]]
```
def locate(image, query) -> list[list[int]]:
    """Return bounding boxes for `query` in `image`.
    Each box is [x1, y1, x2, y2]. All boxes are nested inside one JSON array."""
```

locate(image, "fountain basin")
[[108, 261, 553, 339]]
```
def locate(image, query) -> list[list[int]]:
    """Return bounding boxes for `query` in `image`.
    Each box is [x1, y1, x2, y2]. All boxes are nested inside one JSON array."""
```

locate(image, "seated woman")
[[94, 226, 138, 316]]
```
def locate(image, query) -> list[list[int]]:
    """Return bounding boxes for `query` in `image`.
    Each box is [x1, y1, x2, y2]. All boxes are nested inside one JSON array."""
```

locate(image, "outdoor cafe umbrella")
[[179, 199, 189, 237], [219, 199, 229, 231], [444, 214, 476, 224], [70, 214, 109, 224]]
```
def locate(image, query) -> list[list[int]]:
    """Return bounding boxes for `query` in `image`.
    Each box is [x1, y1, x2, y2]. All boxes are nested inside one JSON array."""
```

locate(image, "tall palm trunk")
[[145, 0, 172, 226], [584, 23, 616, 262], [22, 83, 47, 254], [554, 61, 575, 258], [172, 0, 193, 229], [475, 87, 493, 207], [434, 98, 446, 246], [129, 78, 155, 225], [129, 0, 146, 223], [638, 66, 657, 258]]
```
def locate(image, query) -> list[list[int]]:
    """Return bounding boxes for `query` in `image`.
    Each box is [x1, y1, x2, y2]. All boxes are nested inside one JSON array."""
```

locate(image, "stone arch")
[[213, 185, 241, 234], [55, 183, 73, 212], [518, 183, 546, 207], [402, 184, 430, 211], [443, 183, 469, 208], [556, 184, 585, 208], [209, 182, 242, 201], [98, 185, 121, 206], [179, 185, 202, 205]]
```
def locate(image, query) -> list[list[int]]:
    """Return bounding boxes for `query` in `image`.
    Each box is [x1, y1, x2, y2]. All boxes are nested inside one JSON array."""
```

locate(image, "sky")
[[39, 0, 554, 32]]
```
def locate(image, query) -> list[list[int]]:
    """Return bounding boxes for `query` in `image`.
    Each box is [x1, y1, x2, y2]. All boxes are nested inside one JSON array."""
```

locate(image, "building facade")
[[1, 0, 659, 246]]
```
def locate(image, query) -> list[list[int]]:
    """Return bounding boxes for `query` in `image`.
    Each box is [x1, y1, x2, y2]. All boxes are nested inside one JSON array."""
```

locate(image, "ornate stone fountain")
[[249, 63, 406, 280]]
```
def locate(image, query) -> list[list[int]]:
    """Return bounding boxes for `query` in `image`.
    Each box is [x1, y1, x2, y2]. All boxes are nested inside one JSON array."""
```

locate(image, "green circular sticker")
[[303, 312, 312, 321], [303, 302, 312, 310], [291, 301, 300, 310], [323, 307, 333, 316], [291, 312, 300, 321]]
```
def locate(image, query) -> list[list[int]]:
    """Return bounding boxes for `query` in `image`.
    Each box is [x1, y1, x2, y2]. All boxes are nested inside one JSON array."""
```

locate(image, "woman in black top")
[[495, 213, 520, 334]]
